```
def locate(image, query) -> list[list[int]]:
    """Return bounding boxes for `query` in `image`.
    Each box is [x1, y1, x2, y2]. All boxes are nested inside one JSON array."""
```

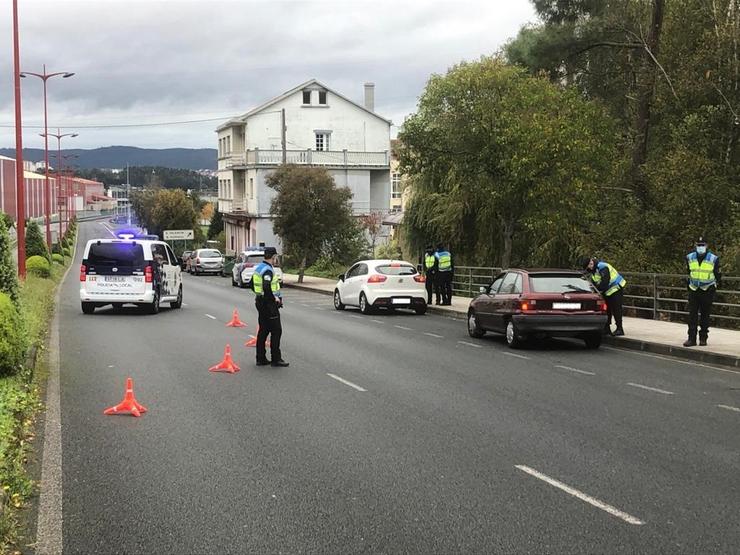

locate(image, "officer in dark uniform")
[[423, 245, 437, 305], [581, 256, 627, 336], [252, 247, 289, 367], [435, 243, 454, 305], [684, 236, 721, 347]]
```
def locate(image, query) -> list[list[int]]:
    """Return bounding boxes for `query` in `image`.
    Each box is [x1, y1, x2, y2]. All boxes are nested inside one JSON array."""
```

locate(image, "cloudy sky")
[[0, 0, 536, 150]]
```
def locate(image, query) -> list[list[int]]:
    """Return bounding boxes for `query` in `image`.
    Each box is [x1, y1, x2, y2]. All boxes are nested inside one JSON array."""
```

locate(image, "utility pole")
[[126, 163, 131, 225], [12, 0, 26, 278], [281, 108, 287, 165]]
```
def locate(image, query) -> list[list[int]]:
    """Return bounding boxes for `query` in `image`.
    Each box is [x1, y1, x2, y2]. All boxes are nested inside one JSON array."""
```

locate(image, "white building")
[[216, 79, 392, 255]]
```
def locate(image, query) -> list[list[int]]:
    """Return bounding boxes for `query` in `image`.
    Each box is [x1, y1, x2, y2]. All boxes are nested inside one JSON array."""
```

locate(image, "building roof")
[[216, 78, 392, 132]]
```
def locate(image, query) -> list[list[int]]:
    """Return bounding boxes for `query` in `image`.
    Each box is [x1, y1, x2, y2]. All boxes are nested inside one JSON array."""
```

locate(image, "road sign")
[[163, 229, 194, 240]]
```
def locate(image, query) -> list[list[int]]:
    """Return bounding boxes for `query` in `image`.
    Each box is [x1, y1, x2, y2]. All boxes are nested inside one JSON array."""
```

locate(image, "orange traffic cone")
[[209, 344, 241, 373], [244, 326, 269, 348], [104, 377, 148, 417], [225, 309, 247, 328]]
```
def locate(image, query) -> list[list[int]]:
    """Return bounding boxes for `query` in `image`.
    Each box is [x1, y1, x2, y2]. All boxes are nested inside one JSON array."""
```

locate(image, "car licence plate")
[[105, 276, 126, 282], [553, 302, 581, 310], [392, 298, 411, 305]]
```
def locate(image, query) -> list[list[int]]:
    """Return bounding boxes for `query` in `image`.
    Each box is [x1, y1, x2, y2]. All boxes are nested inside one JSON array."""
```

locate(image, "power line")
[[0, 115, 234, 130]]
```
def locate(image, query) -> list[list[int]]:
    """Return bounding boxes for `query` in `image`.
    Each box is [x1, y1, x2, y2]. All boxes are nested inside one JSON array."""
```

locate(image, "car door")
[[490, 272, 520, 332], [340, 264, 361, 305], [476, 274, 505, 329], [151, 244, 171, 298], [165, 244, 181, 298]]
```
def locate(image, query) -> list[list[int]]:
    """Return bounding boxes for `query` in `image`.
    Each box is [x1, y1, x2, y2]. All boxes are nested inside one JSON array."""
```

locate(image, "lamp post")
[[12, 0, 26, 278], [20, 66, 75, 248], [44, 130, 78, 241]]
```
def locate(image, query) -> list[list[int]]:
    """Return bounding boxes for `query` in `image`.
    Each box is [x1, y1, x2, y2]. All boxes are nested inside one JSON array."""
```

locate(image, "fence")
[[451, 266, 740, 328]]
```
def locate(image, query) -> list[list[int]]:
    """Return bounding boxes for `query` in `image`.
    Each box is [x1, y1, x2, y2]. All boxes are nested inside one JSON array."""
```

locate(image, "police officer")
[[684, 236, 721, 347], [435, 243, 454, 305], [252, 247, 289, 367], [582, 257, 627, 336], [423, 245, 437, 305]]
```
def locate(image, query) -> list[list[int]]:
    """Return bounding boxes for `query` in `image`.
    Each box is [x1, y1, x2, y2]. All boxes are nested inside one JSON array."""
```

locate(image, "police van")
[[79, 236, 183, 314]]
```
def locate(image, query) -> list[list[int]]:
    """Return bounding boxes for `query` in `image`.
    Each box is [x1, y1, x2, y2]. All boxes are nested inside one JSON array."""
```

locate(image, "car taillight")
[[519, 299, 537, 311], [145, 265, 153, 283], [598, 300, 607, 312], [367, 274, 387, 283], [79, 264, 87, 282], [413, 275, 425, 283]]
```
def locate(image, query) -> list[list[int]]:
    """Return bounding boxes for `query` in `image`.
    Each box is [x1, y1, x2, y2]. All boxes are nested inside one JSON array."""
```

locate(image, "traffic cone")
[[209, 344, 241, 373], [225, 309, 247, 328], [244, 326, 269, 348], [104, 377, 148, 417]]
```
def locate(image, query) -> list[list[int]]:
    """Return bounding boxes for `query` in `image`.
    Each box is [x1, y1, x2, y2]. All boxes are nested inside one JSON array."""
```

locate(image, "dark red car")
[[467, 269, 608, 349]]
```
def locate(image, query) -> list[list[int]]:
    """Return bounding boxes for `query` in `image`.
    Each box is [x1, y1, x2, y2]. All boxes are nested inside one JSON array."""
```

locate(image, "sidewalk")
[[283, 273, 740, 369]]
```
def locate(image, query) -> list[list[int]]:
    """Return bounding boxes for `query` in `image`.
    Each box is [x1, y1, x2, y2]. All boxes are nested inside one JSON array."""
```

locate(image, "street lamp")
[[43, 130, 78, 241], [20, 65, 75, 248]]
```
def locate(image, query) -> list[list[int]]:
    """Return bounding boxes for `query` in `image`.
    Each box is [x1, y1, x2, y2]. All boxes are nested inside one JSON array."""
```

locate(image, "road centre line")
[[371, 319, 384, 324], [555, 365, 595, 376], [424, 332, 444, 338], [502, 352, 530, 360], [457, 341, 482, 348], [326, 373, 367, 392], [394, 325, 414, 331], [348, 315, 363, 320], [602, 346, 740, 375], [627, 382, 674, 395], [515, 465, 645, 525], [205, 314, 217, 320], [717, 404, 740, 413]]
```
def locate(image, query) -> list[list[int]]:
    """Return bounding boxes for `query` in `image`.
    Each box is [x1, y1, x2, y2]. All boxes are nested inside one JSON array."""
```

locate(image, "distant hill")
[[0, 146, 217, 171]]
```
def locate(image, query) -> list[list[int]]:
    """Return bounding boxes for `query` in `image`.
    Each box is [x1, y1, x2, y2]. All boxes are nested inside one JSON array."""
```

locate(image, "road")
[[51, 221, 740, 554]]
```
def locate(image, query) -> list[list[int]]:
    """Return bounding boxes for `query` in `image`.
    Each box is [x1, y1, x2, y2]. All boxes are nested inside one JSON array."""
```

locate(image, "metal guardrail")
[[450, 266, 740, 327]]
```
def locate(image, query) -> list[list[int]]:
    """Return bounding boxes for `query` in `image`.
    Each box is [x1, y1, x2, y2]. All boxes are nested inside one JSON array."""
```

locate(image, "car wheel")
[[334, 289, 345, 311], [584, 332, 602, 350], [148, 289, 160, 314], [171, 285, 183, 309], [415, 303, 427, 315], [468, 310, 485, 338], [359, 292, 372, 315], [81, 302, 95, 314], [505, 319, 524, 348]]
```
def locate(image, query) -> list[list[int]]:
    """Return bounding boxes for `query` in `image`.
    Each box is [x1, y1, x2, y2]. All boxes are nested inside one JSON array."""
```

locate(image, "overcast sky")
[[0, 0, 536, 150]]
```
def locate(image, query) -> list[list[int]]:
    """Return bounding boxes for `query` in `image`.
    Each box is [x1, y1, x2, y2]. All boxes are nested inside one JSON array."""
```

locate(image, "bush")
[[63, 248, 71, 258], [0, 292, 26, 376], [0, 222, 19, 305], [0, 212, 13, 230], [25, 221, 49, 260], [26, 256, 51, 278], [52, 253, 65, 265]]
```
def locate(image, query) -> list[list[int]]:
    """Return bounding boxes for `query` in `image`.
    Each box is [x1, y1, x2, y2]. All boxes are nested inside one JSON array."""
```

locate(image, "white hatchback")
[[79, 238, 183, 314], [334, 259, 427, 315]]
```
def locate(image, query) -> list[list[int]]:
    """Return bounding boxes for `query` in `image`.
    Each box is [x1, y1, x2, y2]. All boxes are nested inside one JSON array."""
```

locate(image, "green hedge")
[[26, 256, 51, 278], [62, 248, 71, 258], [0, 292, 26, 376], [52, 253, 65, 265]]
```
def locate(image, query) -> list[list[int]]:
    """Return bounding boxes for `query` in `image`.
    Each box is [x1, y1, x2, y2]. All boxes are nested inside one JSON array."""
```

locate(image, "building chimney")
[[364, 82, 375, 112]]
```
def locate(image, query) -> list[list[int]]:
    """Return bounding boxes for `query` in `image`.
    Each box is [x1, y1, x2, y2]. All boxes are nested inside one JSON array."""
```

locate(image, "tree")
[[0, 221, 19, 306], [268, 165, 357, 283], [0, 212, 13, 230], [359, 212, 384, 258], [25, 220, 49, 261], [399, 57, 617, 268], [150, 189, 203, 243], [208, 206, 224, 239]]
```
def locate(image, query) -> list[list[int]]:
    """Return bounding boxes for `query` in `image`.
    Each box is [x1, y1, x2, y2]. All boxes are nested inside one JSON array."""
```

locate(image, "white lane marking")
[[394, 325, 414, 331], [182, 303, 189, 307], [326, 373, 367, 392], [300, 304, 311, 307], [371, 319, 384, 324], [457, 340, 482, 348], [348, 315, 363, 320], [313, 307, 326, 311], [515, 465, 645, 526], [626, 382, 674, 395], [424, 332, 444, 339], [502, 351, 530, 360], [555, 365, 595, 376], [99, 222, 117, 237], [602, 346, 740, 375], [205, 314, 217, 320], [717, 404, 740, 413]]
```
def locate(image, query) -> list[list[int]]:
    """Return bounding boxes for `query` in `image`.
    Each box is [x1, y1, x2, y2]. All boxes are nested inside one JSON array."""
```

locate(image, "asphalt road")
[[53, 221, 740, 554]]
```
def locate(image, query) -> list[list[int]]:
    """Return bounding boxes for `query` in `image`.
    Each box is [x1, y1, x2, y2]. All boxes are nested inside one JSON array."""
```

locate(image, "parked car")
[[231, 248, 283, 288], [466, 269, 607, 349], [79, 238, 183, 314], [185, 251, 197, 273], [334, 260, 427, 315], [190, 248, 224, 275], [180, 251, 192, 270]]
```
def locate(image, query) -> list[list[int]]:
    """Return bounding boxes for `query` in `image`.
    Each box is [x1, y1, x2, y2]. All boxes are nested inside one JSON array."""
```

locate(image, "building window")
[[302, 90, 311, 104], [249, 177, 254, 199], [318, 91, 327, 105], [226, 136, 231, 154], [315, 133, 329, 151], [392, 172, 402, 199]]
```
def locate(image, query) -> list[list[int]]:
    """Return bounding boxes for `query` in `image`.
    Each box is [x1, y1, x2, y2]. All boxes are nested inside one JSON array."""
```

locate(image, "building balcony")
[[222, 149, 390, 170]]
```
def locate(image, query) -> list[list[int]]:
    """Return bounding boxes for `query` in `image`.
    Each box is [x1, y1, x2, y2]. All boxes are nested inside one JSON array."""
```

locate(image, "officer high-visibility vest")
[[687, 251, 717, 291], [436, 251, 452, 272], [424, 254, 436, 271], [590, 261, 626, 297], [252, 262, 281, 296]]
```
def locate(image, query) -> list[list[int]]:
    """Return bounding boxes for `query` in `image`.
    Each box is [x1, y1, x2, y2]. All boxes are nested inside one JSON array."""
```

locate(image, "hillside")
[[0, 146, 217, 171]]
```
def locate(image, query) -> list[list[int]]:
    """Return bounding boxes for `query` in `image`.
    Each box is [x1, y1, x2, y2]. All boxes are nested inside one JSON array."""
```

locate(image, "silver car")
[[190, 248, 224, 275]]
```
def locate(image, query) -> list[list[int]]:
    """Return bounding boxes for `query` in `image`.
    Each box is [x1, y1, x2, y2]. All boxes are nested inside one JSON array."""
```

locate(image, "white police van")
[[79, 236, 183, 314]]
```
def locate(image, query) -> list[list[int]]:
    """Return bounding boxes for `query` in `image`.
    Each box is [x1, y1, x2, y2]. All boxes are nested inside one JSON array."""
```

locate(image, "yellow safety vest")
[[590, 261, 626, 297], [687, 252, 717, 291], [252, 262, 280, 296]]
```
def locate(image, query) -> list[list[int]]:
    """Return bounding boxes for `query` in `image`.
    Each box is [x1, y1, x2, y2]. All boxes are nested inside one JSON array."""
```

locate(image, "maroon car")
[[467, 269, 608, 349]]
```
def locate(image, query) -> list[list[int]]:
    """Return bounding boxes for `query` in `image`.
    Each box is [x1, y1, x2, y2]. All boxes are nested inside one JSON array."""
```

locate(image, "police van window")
[[499, 272, 518, 294], [151, 244, 167, 267], [165, 245, 177, 265], [489, 274, 505, 294], [87, 242, 144, 268]]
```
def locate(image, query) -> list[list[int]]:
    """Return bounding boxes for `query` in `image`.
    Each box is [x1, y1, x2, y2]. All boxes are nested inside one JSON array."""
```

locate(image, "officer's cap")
[[696, 236, 707, 246], [263, 247, 278, 258]]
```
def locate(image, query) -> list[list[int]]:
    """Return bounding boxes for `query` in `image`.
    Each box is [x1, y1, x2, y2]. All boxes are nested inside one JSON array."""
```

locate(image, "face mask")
[[696, 245, 707, 255]]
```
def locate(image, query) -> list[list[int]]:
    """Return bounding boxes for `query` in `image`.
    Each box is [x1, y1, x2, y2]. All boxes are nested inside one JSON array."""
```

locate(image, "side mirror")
[[338, 274, 345, 282]]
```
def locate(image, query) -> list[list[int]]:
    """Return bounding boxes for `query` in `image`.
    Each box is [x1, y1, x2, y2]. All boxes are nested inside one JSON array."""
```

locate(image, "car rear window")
[[375, 264, 417, 276], [246, 255, 263, 264], [529, 274, 593, 293], [199, 250, 221, 258], [87, 242, 145, 267]]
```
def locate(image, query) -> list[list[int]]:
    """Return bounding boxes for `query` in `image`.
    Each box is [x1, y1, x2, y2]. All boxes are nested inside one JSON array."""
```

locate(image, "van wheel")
[[81, 302, 95, 314], [334, 290, 345, 311], [171, 286, 183, 309], [505, 319, 524, 348], [148, 289, 160, 314]]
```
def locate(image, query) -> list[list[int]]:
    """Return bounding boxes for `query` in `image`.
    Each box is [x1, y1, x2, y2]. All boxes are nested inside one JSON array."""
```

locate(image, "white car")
[[190, 248, 224, 275], [232, 249, 283, 288], [79, 237, 183, 314], [334, 259, 427, 315]]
